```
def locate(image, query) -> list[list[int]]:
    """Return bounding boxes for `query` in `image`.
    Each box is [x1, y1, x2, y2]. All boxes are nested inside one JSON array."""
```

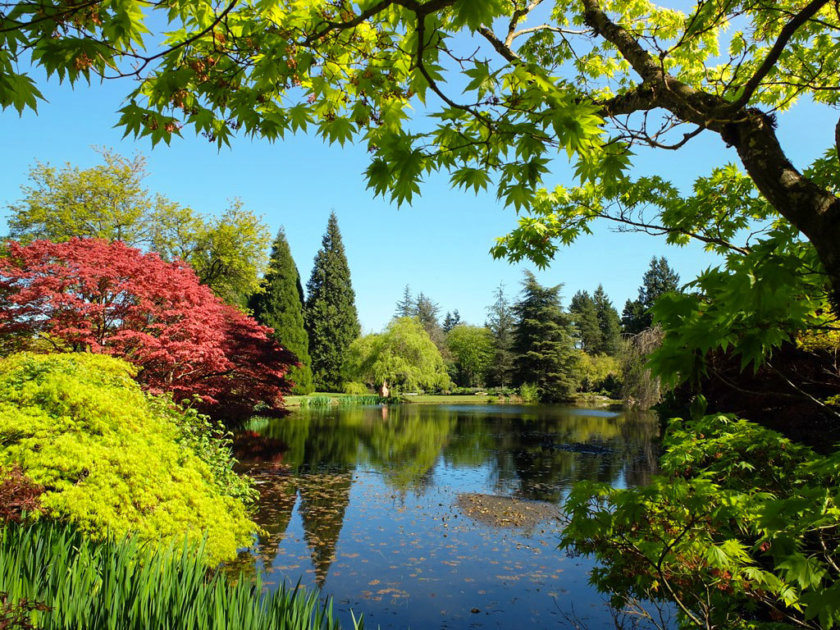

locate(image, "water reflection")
[[233, 404, 661, 629]]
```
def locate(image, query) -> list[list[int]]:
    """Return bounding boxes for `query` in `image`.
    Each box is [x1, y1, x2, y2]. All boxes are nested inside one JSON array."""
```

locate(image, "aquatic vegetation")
[[0, 520, 359, 630]]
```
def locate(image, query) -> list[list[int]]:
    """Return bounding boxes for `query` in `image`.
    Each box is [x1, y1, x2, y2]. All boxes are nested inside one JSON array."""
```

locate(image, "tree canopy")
[[345, 317, 450, 393], [4, 0, 840, 310], [0, 238, 294, 420], [446, 324, 494, 388], [5, 151, 270, 308]]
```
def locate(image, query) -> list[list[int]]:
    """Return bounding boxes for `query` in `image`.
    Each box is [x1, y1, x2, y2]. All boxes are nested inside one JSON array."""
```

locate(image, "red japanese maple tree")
[[0, 238, 295, 420]]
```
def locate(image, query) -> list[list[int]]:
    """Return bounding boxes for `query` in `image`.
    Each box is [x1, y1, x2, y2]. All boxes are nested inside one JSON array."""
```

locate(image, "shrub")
[[562, 414, 840, 629], [519, 382, 539, 403], [343, 381, 370, 395], [0, 352, 256, 564]]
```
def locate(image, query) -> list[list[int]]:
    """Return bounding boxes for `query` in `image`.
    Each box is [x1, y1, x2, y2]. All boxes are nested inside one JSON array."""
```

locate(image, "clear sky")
[[0, 67, 835, 333]]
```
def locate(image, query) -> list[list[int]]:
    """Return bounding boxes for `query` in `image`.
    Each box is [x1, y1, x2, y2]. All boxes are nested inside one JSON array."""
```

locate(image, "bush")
[[0, 353, 256, 564], [343, 381, 370, 395], [519, 382, 539, 403], [577, 352, 622, 396], [562, 414, 840, 629], [0, 520, 355, 630]]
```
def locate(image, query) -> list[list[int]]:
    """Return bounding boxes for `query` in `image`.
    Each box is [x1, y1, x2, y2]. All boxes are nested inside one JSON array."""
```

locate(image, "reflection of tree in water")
[[249, 472, 298, 568], [442, 408, 660, 502], [297, 472, 352, 587], [356, 405, 457, 492]]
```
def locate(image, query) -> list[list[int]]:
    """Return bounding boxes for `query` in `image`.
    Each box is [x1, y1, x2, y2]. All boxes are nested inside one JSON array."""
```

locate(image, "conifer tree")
[[250, 227, 314, 394], [442, 310, 462, 334], [512, 272, 579, 401], [395, 285, 413, 318], [622, 257, 681, 334], [485, 283, 515, 388], [569, 290, 601, 353], [305, 212, 360, 391], [592, 285, 622, 355]]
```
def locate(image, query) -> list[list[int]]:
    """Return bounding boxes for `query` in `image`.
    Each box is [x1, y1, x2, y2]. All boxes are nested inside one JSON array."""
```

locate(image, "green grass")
[[285, 393, 385, 408], [0, 520, 362, 630]]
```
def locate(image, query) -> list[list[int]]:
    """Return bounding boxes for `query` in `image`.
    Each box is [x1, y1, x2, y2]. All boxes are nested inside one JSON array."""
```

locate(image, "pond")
[[231, 403, 665, 629]]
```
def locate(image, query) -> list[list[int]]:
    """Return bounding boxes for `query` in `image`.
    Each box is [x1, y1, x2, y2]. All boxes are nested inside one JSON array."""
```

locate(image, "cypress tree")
[[305, 212, 361, 391], [250, 227, 314, 394], [512, 271, 579, 402]]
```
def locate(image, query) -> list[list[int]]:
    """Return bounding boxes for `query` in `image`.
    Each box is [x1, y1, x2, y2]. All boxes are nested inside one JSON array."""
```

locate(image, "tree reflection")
[[236, 403, 660, 576]]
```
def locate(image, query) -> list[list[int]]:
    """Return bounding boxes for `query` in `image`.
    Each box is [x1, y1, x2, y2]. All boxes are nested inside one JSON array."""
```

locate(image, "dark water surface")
[[231, 403, 662, 629]]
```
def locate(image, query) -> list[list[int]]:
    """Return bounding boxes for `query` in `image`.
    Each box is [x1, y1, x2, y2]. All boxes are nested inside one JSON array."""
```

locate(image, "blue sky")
[[0, 69, 835, 333]]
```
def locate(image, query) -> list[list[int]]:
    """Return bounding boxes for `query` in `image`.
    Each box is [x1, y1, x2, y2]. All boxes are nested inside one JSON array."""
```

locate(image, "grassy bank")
[[285, 392, 622, 407]]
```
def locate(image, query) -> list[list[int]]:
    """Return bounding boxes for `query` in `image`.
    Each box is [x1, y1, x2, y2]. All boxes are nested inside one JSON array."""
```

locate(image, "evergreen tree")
[[485, 283, 515, 388], [395, 285, 413, 318], [249, 227, 313, 394], [512, 271, 579, 402], [442, 309, 462, 333], [592, 285, 622, 356], [305, 212, 361, 391], [569, 290, 601, 353], [622, 257, 681, 334], [414, 292, 446, 353]]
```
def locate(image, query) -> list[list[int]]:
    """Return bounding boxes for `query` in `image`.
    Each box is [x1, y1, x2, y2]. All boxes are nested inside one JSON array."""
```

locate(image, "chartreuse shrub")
[[562, 413, 840, 629], [0, 519, 357, 630], [0, 352, 256, 565]]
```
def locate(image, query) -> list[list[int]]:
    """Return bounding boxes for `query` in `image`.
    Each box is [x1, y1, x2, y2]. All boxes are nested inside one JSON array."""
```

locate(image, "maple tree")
[[0, 238, 294, 420]]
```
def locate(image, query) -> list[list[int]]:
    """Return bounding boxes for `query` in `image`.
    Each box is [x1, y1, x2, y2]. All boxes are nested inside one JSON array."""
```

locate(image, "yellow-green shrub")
[[0, 352, 256, 564]]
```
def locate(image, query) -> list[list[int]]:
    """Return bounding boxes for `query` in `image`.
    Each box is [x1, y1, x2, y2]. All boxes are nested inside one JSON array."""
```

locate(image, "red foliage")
[[0, 467, 43, 524], [0, 238, 294, 420]]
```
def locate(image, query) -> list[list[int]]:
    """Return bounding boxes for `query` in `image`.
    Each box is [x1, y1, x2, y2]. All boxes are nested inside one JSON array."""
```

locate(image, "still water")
[[232, 403, 662, 629]]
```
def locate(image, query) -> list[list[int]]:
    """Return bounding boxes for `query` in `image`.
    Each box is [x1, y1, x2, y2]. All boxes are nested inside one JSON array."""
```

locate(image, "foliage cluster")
[[0, 352, 256, 565], [345, 318, 450, 393], [0, 519, 356, 630], [562, 413, 840, 629], [251, 227, 314, 394], [0, 468, 43, 525], [5, 150, 271, 308], [0, 238, 293, 421]]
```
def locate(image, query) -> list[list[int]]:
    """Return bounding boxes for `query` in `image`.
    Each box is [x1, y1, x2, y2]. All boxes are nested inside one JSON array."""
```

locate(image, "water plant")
[[0, 520, 361, 630]]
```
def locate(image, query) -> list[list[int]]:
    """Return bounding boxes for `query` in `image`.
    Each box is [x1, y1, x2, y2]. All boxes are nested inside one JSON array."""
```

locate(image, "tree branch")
[[723, 0, 832, 112]]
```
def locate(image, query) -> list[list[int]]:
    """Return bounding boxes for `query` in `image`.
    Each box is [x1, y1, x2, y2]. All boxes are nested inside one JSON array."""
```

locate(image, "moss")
[[0, 353, 256, 564]]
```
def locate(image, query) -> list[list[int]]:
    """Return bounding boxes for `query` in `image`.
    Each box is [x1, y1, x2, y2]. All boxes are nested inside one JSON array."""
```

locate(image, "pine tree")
[[305, 212, 361, 391], [512, 271, 579, 401], [395, 284, 414, 318], [569, 290, 601, 353], [485, 283, 515, 388], [592, 285, 622, 355], [250, 227, 314, 394], [622, 257, 681, 334], [442, 309, 462, 333]]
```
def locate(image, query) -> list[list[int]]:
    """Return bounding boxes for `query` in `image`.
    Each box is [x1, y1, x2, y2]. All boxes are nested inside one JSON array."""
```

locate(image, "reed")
[[0, 521, 362, 630]]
